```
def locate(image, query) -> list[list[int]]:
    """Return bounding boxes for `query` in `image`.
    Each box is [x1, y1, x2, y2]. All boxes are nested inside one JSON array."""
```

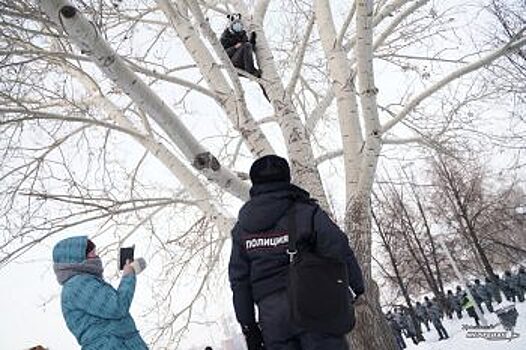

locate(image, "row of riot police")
[[385, 267, 526, 349]]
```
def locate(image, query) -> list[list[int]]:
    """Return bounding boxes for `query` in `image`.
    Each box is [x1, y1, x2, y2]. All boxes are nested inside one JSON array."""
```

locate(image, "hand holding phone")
[[122, 260, 135, 276], [119, 246, 135, 270]]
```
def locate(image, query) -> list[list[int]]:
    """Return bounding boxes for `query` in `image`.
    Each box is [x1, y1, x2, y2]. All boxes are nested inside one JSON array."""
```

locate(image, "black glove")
[[242, 323, 265, 350]]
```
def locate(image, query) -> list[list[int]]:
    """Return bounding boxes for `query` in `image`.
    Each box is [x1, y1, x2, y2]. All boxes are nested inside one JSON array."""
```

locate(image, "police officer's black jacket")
[[228, 182, 365, 326]]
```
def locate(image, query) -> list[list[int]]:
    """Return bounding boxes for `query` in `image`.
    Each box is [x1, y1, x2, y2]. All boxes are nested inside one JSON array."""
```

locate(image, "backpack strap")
[[287, 197, 320, 263], [310, 205, 319, 244], [287, 201, 297, 263]]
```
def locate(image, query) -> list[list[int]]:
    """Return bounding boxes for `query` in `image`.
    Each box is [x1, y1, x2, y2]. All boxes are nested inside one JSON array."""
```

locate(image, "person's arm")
[[312, 207, 365, 296], [221, 30, 246, 48], [66, 273, 136, 319], [228, 224, 256, 326], [220, 30, 235, 49]]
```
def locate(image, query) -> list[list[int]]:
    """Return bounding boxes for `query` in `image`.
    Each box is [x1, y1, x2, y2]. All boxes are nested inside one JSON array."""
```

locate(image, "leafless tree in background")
[[373, 160, 525, 312], [431, 156, 526, 276]]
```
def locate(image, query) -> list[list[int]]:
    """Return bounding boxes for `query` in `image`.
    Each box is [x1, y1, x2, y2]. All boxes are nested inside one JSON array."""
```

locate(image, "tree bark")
[[349, 195, 397, 350], [244, 9, 328, 205], [315, 0, 363, 201], [344, 1, 396, 348]]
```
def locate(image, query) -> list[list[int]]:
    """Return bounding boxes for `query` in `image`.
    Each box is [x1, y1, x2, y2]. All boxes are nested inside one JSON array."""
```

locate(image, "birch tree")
[[1, 0, 525, 348]]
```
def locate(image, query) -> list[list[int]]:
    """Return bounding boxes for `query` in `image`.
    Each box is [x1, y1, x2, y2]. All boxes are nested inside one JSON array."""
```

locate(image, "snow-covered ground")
[[202, 302, 526, 350], [406, 301, 526, 350]]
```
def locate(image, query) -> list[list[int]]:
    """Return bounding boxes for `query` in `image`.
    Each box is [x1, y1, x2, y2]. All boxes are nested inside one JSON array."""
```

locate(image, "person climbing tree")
[[220, 13, 259, 77], [220, 13, 269, 101]]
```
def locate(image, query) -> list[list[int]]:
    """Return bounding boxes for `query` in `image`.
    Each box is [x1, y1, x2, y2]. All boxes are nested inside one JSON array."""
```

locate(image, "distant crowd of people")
[[385, 267, 526, 349]]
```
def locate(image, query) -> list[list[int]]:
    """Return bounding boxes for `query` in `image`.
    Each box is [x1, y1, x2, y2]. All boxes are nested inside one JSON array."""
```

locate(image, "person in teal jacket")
[[52, 236, 148, 350]]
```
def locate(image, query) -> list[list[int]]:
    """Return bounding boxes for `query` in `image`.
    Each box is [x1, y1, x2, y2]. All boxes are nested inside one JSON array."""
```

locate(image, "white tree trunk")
[[253, 25, 328, 205], [349, 2, 397, 349], [158, 0, 274, 158], [354, 0, 382, 202], [41, 0, 250, 200], [44, 29, 234, 232], [309, 0, 420, 135], [315, 0, 364, 204], [69, 64, 234, 234]]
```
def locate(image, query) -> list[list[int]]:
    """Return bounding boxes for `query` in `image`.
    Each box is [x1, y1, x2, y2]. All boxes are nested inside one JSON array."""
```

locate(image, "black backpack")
[[286, 201, 356, 335]]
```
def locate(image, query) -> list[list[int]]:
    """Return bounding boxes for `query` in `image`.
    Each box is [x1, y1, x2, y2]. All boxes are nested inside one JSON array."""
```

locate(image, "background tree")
[[373, 181, 449, 307], [371, 203, 425, 342], [431, 156, 526, 278], [373, 159, 525, 299]]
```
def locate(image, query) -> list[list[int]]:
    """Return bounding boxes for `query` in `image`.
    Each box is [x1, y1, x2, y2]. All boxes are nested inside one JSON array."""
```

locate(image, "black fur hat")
[[249, 155, 291, 185], [227, 13, 242, 21]]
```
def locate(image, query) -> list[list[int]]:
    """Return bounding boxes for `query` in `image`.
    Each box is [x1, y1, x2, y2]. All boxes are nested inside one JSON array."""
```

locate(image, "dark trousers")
[[419, 318, 430, 331], [432, 320, 449, 339], [484, 299, 494, 312], [494, 292, 502, 304], [475, 298, 484, 314], [518, 289, 525, 302], [227, 42, 257, 75], [257, 290, 349, 350], [394, 332, 406, 349], [225, 43, 269, 100], [474, 316, 480, 326], [504, 289, 516, 302], [446, 309, 453, 319]]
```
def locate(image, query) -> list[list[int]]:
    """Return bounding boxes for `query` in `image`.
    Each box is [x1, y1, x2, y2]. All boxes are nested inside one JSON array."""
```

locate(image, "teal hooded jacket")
[[53, 236, 148, 350]]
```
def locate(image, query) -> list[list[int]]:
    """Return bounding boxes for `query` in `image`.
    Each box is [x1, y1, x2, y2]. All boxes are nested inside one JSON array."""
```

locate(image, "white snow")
[[405, 301, 526, 350]]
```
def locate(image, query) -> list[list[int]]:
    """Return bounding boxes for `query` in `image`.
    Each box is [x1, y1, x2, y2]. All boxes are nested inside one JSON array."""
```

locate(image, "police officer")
[[486, 276, 502, 304], [461, 292, 480, 326], [516, 267, 526, 302], [467, 282, 484, 313], [454, 286, 464, 319], [401, 307, 419, 345], [425, 297, 449, 340], [228, 155, 364, 350], [415, 301, 430, 332], [386, 311, 406, 349], [503, 270, 520, 302], [474, 279, 493, 312], [446, 290, 460, 319]]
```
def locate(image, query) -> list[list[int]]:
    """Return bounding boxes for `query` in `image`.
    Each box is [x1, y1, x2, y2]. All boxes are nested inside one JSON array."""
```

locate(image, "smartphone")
[[119, 246, 135, 270]]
